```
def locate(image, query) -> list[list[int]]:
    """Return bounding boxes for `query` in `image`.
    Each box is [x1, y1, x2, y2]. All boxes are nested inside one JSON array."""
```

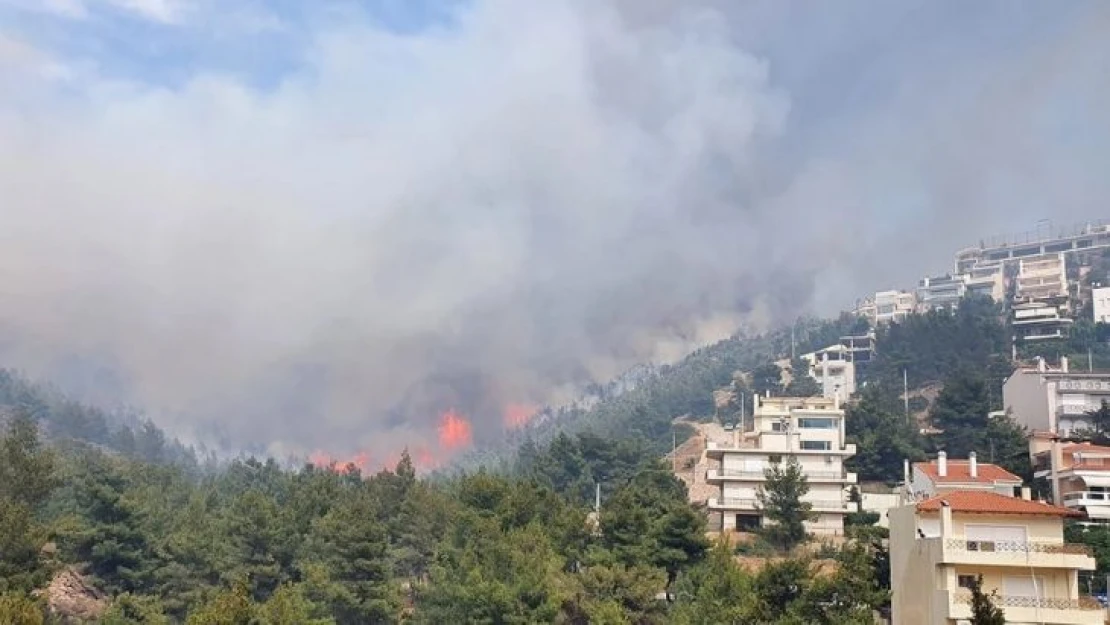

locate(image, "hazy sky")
[[1, 0, 1108, 458]]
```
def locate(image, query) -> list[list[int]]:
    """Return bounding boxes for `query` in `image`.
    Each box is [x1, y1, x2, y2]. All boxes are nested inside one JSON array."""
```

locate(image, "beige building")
[[856, 289, 918, 325], [799, 344, 857, 400], [908, 451, 1023, 500], [1015, 253, 1069, 302], [706, 395, 857, 535], [890, 490, 1100, 624], [1031, 437, 1110, 522], [964, 263, 1006, 302], [1093, 286, 1110, 324]]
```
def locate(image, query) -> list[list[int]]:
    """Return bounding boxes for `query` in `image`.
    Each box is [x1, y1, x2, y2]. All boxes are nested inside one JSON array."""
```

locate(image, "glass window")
[[800, 440, 831, 451], [957, 575, 976, 590], [798, 417, 837, 429]]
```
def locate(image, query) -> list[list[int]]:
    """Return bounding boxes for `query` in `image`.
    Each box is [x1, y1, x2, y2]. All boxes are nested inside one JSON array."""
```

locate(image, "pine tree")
[[969, 575, 1005, 625], [756, 456, 815, 551]]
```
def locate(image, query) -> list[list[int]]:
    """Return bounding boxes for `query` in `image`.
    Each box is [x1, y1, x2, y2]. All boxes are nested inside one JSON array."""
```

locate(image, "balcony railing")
[[953, 592, 1103, 611], [708, 497, 857, 513], [944, 538, 1092, 556], [1063, 491, 1110, 503], [707, 468, 854, 481]]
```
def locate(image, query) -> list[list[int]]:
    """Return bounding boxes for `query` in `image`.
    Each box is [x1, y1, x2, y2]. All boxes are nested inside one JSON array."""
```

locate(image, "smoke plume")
[[0, 0, 1108, 459]]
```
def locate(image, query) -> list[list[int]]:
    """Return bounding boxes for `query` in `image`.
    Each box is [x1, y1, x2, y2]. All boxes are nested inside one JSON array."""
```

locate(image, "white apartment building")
[[1004, 357, 1110, 437], [706, 396, 858, 535], [907, 451, 1023, 500], [800, 345, 856, 400], [1093, 286, 1110, 324], [1016, 253, 1069, 302], [1013, 300, 1074, 343], [890, 490, 1100, 624], [954, 221, 1110, 275], [856, 290, 917, 325], [917, 274, 967, 312]]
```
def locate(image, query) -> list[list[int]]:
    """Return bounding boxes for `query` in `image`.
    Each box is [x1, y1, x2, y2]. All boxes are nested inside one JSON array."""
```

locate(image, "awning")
[[1077, 474, 1110, 488]]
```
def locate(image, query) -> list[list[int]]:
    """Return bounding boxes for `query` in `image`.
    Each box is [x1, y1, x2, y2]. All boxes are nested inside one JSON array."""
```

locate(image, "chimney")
[[969, 451, 978, 478], [1021, 486, 1032, 501], [937, 451, 947, 477], [1037, 356, 1046, 373], [1060, 356, 1069, 373]]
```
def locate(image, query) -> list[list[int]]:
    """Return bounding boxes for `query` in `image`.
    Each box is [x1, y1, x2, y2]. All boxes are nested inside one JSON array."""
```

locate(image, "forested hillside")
[[0, 370, 203, 471], [0, 412, 888, 624]]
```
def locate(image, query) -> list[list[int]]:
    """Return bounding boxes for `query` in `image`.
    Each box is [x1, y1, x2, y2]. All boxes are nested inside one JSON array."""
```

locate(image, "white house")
[[706, 395, 857, 535], [1004, 357, 1110, 437]]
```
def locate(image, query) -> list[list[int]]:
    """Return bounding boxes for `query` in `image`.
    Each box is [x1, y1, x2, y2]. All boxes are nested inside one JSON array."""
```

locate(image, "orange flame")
[[503, 403, 539, 429], [438, 408, 473, 450]]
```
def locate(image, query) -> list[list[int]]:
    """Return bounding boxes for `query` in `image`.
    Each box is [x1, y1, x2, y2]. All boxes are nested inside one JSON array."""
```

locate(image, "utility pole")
[[791, 321, 796, 361], [672, 429, 677, 472], [1090, 347, 1094, 372], [903, 368, 910, 424]]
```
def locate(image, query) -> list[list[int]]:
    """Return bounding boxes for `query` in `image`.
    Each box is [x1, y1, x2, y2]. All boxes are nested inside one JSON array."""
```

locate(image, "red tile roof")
[[916, 490, 1079, 517], [1063, 442, 1110, 455], [914, 460, 1022, 484]]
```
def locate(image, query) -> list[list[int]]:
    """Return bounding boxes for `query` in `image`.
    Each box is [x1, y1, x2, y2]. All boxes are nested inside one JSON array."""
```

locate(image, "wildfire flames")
[[503, 403, 538, 429], [437, 408, 473, 450], [308, 407, 475, 474]]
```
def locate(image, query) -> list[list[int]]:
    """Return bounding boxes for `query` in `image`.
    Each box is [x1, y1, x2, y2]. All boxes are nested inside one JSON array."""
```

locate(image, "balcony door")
[[1003, 575, 1045, 599]]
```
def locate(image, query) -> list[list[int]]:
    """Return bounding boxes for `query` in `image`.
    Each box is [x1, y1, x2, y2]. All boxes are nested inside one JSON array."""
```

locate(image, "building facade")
[[1004, 358, 1110, 437], [799, 345, 856, 400], [706, 396, 857, 535], [1013, 300, 1074, 343], [890, 490, 1100, 624], [1015, 253, 1069, 302], [917, 274, 967, 312], [1093, 287, 1110, 324], [1031, 438, 1110, 522]]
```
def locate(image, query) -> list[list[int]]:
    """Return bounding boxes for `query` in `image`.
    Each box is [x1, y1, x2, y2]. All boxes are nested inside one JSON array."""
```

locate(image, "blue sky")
[[1, 1, 1108, 453]]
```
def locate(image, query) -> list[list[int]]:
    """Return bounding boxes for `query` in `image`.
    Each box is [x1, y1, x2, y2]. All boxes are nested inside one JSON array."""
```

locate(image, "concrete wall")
[[1004, 371, 1052, 432], [890, 505, 939, 625]]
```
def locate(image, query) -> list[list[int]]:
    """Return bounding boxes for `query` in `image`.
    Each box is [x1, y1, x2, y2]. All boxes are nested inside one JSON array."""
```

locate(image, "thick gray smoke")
[[0, 0, 1108, 456]]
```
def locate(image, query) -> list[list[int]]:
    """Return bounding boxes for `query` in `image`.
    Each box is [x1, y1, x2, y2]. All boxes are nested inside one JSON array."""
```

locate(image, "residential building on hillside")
[[855, 290, 917, 325], [706, 395, 857, 535], [1093, 286, 1110, 323], [1004, 357, 1109, 437], [1013, 300, 1074, 343], [1015, 253, 1069, 302], [1031, 437, 1110, 522], [907, 451, 1023, 500], [963, 263, 1005, 302], [954, 221, 1110, 275], [917, 274, 966, 312], [890, 490, 1099, 624], [799, 345, 856, 400]]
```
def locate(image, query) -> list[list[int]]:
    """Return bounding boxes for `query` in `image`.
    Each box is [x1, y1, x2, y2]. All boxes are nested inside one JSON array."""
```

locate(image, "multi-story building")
[[890, 490, 1100, 624], [1004, 357, 1109, 437], [954, 221, 1110, 276], [1013, 300, 1074, 343], [1031, 437, 1110, 522], [907, 451, 1023, 500], [963, 263, 1005, 302], [856, 290, 918, 325], [917, 274, 967, 312], [799, 345, 856, 400], [1093, 286, 1110, 324], [706, 395, 857, 535], [1015, 253, 1069, 303]]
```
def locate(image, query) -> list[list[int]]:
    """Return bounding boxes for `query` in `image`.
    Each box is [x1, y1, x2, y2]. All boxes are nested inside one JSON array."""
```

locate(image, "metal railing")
[[953, 592, 1102, 611], [944, 538, 1092, 556]]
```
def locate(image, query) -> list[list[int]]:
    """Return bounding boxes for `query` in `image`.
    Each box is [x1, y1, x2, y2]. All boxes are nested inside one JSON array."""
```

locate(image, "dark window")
[[800, 440, 832, 451], [736, 514, 761, 531], [957, 575, 976, 590]]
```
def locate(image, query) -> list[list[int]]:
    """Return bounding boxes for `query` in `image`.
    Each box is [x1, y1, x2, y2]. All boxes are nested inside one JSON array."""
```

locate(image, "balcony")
[[707, 497, 858, 514], [944, 591, 1104, 625], [706, 468, 858, 484], [1063, 491, 1110, 512], [918, 537, 1095, 570]]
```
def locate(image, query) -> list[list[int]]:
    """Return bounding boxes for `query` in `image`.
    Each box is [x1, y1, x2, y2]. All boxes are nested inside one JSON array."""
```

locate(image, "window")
[[768, 455, 782, 464], [798, 417, 836, 429], [772, 421, 788, 432], [957, 575, 976, 590], [800, 441, 831, 451]]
